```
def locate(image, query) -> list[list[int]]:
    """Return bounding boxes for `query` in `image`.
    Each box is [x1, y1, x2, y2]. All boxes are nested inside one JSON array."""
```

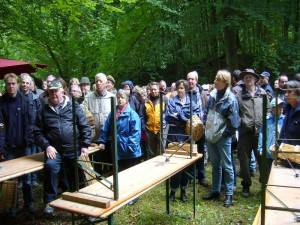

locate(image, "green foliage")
[[0, 0, 299, 85]]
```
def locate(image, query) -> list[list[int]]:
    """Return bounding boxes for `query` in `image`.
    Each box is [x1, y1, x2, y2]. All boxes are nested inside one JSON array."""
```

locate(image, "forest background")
[[1, 0, 300, 88]]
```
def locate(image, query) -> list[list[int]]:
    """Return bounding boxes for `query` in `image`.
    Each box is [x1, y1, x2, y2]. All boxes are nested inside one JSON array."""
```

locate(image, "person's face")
[[70, 87, 81, 98], [160, 82, 167, 92], [123, 85, 131, 95], [284, 89, 299, 107], [70, 82, 78, 88], [95, 77, 106, 92], [150, 84, 159, 97], [214, 77, 227, 91], [46, 77, 54, 86], [42, 81, 48, 91], [106, 80, 114, 91], [21, 77, 31, 93], [279, 77, 288, 88], [243, 74, 256, 87], [177, 83, 186, 98], [187, 74, 197, 90], [80, 83, 91, 94], [274, 80, 279, 89], [117, 95, 128, 108], [271, 104, 283, 116], [48, 88, 64, 106], [6, 77, 18, 97]]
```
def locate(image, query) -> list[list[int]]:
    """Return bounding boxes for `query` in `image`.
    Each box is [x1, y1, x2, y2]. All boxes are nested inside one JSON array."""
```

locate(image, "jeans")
[[249, 151, 257, 172], [6, 147, 34, 207], [207, 136, 234, 196], [43, 151, 79, 204]]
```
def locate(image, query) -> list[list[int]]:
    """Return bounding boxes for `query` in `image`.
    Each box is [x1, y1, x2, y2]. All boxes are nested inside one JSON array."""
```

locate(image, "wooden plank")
[[50, 154, 202, 218], [270, 143, 300, 164], [0, 144, 99, 182], [62, 192, 111, 209], [165, 149, 198, 156], [252, 163, 300, 225]]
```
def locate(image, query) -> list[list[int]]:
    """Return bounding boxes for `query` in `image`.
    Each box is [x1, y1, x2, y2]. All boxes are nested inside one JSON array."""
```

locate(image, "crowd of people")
[[0, 68, 299, 218]]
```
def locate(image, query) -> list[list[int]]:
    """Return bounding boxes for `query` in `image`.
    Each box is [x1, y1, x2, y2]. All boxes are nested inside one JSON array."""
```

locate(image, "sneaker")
[[44, 204, 54, 214]]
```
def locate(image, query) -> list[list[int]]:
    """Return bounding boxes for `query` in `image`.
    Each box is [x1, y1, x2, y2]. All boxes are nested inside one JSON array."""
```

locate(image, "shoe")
[[169, 191, 175, 202], [250, 170, 256, 177], [180, 190, 188, 203], [199, 179, 209, 187], [241, 188, 250, 198], [202, 192, 220, 200], [128, 198, 139, 205], [224, 195, 233, 207], [44, 204, 54, 214]]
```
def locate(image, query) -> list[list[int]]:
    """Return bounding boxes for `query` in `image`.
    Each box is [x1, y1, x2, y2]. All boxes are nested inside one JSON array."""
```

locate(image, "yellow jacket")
[[144, 97, 167, 134]]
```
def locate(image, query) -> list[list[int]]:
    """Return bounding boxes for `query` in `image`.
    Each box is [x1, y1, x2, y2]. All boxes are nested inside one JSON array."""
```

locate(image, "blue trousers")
[[207, 136, 234, 196], [43, 151, 81, 204]]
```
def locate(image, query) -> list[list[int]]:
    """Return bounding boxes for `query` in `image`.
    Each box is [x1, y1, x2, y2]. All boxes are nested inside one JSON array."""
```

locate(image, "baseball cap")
[[48, 80, 63, 90], [270, 98, 283, 108], [260, 71, 271, 78]]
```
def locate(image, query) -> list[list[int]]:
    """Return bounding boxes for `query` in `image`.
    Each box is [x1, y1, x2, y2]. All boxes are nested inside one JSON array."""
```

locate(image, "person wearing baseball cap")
[[258, 97, 284, 181], [259, 71, 274, 99], [35, 78, 91, 214], [236, 68, 269, 198]]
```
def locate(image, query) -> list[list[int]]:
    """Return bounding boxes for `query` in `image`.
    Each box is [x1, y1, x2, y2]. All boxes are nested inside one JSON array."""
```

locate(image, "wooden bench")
[[0, 143, 99, 182], [252, 162, 300, 225], [50, 153, 202, 224]]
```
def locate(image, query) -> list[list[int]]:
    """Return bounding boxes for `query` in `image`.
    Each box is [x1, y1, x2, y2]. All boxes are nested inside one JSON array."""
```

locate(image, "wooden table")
[[0, 144, 99, 182], [50, 153, 202, 224], [253, 163, 300, 225]]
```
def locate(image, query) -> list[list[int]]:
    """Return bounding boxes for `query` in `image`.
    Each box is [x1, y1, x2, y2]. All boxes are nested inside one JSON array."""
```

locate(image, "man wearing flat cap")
[[34, 79, 91, 214], [236, 68, 269, 198], [106, 75, 117, 94], [258, 71, 274, 100], [80, 76, 91, 96]]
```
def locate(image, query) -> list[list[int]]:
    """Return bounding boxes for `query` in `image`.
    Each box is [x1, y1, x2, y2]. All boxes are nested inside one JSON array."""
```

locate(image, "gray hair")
[[116, 89, 129, 102]]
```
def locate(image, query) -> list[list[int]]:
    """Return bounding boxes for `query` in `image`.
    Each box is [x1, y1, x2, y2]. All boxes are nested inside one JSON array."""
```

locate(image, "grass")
[[0, 156, 261, 225]]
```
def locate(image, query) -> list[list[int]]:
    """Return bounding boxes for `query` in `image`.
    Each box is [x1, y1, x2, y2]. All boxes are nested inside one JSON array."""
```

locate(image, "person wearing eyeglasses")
[[279, 80, 300, 146]]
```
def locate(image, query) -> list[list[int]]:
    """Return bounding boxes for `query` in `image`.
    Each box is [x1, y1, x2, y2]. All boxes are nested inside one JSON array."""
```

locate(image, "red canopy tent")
[[0, 58, 48, 79]]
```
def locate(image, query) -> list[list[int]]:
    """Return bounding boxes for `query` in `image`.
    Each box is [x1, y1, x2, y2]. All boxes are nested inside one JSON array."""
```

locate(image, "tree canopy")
[[1, 0, 299, 86]]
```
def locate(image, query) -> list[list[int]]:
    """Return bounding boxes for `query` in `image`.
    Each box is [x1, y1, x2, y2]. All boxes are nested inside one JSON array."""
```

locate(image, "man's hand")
[[81, 147, 89, 157], [46, 146, 57, 159], [99, 143, 105, 151]]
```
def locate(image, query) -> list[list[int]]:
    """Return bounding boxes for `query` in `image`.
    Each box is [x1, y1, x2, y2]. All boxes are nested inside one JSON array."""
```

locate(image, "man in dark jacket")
[[0, 73, 35, 216], [34, 79, 91, 214]]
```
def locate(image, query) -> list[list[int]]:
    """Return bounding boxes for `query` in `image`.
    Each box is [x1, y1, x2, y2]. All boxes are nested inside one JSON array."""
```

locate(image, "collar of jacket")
[[47, 95, 70, 111], [241, 85, 262, 99]]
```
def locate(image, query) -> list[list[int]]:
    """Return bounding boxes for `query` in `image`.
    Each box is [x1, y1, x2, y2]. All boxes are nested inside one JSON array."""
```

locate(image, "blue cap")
[[260, 71, 271, 78]]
